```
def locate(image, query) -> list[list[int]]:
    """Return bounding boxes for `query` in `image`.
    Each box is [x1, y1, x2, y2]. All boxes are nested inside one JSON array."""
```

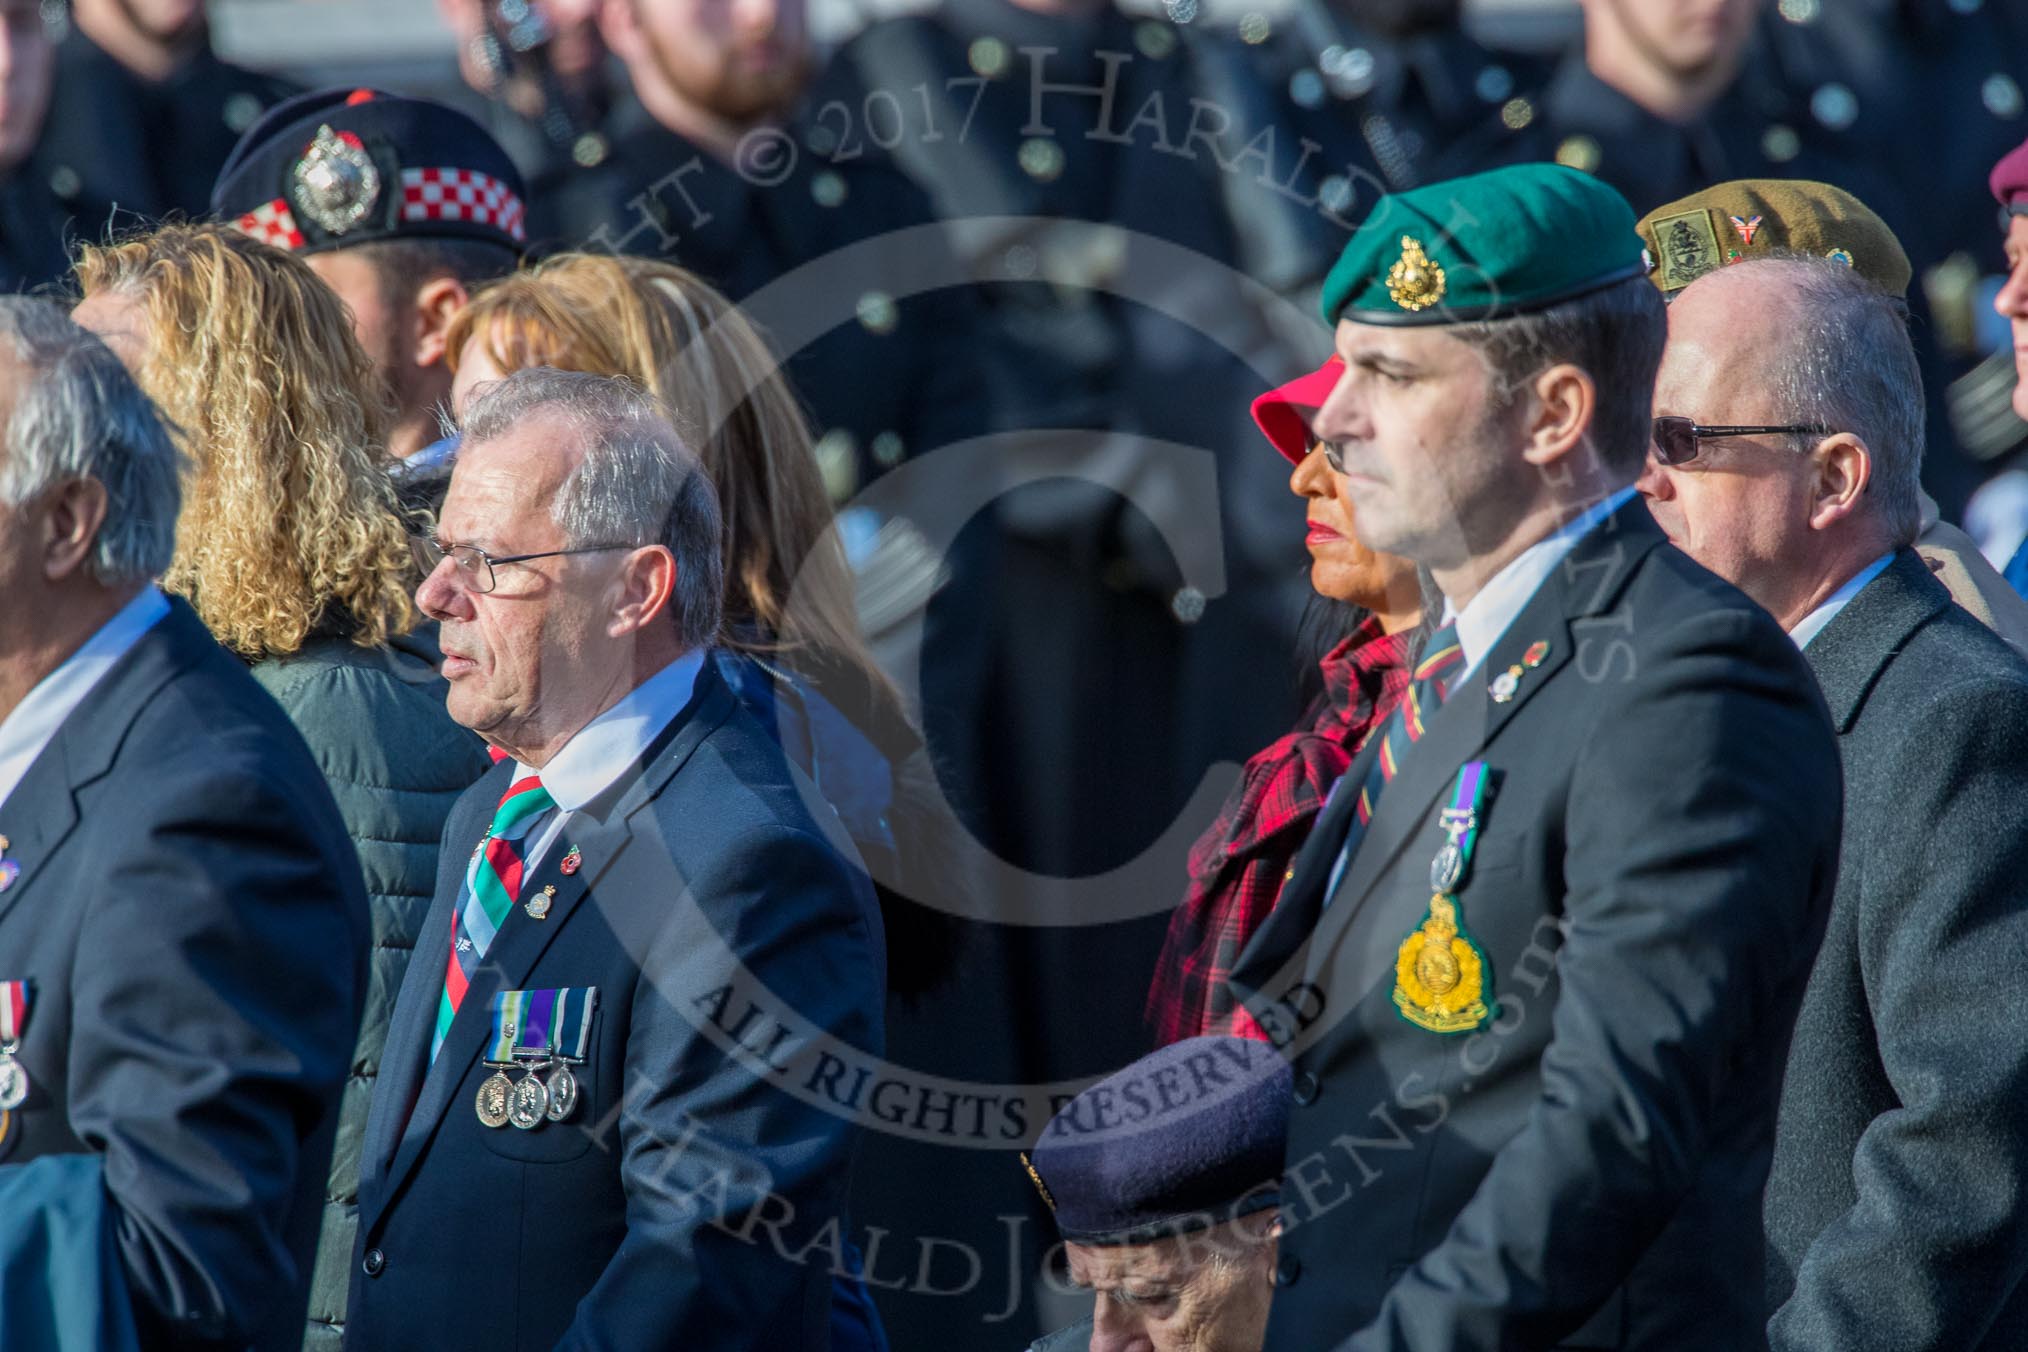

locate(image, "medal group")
[[475, 986, 597, 1131]]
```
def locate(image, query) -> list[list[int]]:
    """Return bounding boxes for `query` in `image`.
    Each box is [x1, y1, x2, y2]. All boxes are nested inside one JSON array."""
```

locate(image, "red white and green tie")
[[433, 775, 556, 1061]]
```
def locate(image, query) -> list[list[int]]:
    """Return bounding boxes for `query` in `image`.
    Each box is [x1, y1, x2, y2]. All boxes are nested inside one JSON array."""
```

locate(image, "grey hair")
[[1746, 255, 1925, 545], [1448, 275, 1669, 478], [461, 367, 725, 649], [0, 297, 183, 585]]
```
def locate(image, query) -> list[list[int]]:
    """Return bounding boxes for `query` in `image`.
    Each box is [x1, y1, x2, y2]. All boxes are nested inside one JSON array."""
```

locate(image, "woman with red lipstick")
[[1146, 358, 1424, 1044]]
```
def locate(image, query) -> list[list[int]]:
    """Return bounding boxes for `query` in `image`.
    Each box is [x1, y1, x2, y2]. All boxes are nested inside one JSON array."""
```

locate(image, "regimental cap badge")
[[291, 124, 382, 236], [1387, 235, 1447, 312]]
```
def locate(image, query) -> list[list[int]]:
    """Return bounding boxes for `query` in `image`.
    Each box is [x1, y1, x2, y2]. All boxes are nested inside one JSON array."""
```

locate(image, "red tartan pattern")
[[1146, 619, 1413, 1044]]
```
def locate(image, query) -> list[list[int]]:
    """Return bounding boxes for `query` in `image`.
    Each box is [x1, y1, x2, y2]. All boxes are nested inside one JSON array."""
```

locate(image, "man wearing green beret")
[[1634, 177, 2028, 654], [1230, 162, 1843, 1350]]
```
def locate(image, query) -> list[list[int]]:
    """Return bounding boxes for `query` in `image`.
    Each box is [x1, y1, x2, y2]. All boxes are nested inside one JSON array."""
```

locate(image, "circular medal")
[[545, 1062, 578, 1122], [474, 1070, 513, 1129], [0, 1055, 27, 1112], [1429, 842, 1464, 894], [508, 1069, 550, 1130]]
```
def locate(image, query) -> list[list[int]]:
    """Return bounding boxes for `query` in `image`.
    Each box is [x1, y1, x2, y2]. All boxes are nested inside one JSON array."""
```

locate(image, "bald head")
[[1639, 255, 1923, 628]]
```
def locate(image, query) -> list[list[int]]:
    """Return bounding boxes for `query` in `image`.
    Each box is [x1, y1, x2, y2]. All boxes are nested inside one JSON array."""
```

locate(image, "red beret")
[[1990, 135, 2028, 216], [1250, 358, 1344, 464]]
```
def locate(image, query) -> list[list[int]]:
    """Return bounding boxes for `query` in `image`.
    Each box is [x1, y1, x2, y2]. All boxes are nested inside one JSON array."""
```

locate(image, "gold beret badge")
[[1387, 235, 1447, 312]]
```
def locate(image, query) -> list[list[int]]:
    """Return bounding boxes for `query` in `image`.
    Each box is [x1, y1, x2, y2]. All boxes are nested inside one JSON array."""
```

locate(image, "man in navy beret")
[[1022, 1036, 1290, 1352], [211, 88, 526, 471]]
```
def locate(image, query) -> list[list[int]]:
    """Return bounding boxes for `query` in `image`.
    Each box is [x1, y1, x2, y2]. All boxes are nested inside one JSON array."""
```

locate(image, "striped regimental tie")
[[433, 775, 555, 1061], [1323, 624, 1466, 907]]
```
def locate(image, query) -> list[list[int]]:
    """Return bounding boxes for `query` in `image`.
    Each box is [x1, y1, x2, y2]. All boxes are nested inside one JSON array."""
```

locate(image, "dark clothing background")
[[0, 598, 367, 1351], [1234, 506, 1843, 1350], [1766, 552, 2028, 1349], [246, 631, 490, 1352]]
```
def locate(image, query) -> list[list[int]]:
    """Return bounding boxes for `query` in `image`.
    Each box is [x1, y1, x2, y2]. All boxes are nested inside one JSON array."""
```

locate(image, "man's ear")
[[606, 544, 679, 639], [413, 275, 473, 370], [1517, 362, 1595, 471], [40, 477, 109, 583], [1806, 432, 1872, 532]]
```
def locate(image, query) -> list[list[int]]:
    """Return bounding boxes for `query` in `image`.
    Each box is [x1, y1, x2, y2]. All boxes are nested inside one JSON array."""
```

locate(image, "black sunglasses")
[[1650, 416, 1832, 467]]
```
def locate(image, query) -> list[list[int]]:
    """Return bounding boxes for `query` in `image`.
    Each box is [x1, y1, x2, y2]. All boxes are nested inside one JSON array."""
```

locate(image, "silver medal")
[[545, 1061, 578, 1121], [0, 1055, 26, 1112], [508, 1067, 550, 1129], [475, 1069, 513, 1129], [1429, 841, 1464, 894]]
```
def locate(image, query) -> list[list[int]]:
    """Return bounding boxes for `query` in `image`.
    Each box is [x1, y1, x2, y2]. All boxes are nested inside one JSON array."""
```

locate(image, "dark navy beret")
[[211, 87, 526, 257], [1024, 1036, 1290, 1246]]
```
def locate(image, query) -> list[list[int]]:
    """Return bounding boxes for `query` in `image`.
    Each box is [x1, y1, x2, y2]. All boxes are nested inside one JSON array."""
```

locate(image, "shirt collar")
[[1442, 487, 1638, 678], [515, 649, 706, 812], [0, 585, 171, 813], [1789, 552, 1897, 651]]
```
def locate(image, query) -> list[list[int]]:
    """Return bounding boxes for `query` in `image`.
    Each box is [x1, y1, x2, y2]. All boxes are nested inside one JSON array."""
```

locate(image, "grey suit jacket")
[[1766, 550, 2028, 1349]]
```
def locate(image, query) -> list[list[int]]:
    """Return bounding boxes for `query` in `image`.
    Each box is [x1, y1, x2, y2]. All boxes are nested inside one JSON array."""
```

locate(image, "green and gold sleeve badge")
[[1393, 761, 1497, 1034]]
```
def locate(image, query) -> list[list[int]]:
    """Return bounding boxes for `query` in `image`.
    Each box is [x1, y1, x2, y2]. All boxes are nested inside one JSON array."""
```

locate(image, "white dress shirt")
[[1788, 552, 1895, 651], [1323, 489, 1635, 902], [509, 649, 706, 873], [0, 586, 170, 813], [1443, 487, 1640, 679]]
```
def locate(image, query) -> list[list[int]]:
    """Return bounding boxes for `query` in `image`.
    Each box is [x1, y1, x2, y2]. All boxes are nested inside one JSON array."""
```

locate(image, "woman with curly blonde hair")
[[74, 221, 489, 1351]]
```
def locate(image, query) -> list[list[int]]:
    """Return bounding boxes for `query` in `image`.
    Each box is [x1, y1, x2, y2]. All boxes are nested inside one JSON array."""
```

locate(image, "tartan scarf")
[[1145, 616, 1414, 1044]]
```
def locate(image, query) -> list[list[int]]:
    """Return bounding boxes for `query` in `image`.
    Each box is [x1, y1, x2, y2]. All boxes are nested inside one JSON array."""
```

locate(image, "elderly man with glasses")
[[352, 368, 886, 1352], [1639, 246, 2028, 1352]]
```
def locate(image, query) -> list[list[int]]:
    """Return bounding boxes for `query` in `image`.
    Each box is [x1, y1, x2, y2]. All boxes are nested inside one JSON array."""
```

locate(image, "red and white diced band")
[[231, 166, 526, 251], [236, 198, 306, 251]]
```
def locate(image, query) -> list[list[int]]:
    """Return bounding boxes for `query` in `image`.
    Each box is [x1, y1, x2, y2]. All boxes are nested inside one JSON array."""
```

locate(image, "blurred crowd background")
[[7, 0, 2026, 1345]]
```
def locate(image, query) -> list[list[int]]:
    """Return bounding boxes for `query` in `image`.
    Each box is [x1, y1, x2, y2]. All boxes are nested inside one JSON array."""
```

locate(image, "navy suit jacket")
[[1232, 503, 1844, 1350], [348, 657, 886, 1352], [0, 597, 368, 1350]]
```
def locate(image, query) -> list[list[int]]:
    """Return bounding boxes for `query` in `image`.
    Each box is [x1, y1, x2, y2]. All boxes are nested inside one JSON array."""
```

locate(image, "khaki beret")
[[1635, 179, 1910, 299]]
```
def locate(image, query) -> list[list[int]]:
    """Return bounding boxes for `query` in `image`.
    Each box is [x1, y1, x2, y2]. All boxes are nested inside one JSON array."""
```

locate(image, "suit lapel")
[[1305, 500, 1663, 970], [358, 766, 506, 1195], [1229, 741, 1377, 1003], [0, 600, 205, 930], [1802, 549, 1943, 733], [364, 668, 738, 1234]]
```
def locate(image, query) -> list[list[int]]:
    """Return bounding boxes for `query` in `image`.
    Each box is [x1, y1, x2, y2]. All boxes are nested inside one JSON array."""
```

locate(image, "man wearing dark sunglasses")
[[1633, 177, 2028, 652], [1641, 250, 2028, 1352]]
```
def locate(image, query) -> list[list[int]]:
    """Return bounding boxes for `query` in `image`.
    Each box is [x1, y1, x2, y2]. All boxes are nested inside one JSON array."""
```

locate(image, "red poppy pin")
[[560, 845, 582, 877]]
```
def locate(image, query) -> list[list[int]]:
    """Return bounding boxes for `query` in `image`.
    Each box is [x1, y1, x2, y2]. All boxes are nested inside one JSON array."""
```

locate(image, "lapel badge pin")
[[527, 884, 556, 920], [1521, 640, 1550, 668], [559, 845, 582, 877], [1728, 213, 1763, 246], [1490, 667, 1522, 703], [0, 835, 17, 893]]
